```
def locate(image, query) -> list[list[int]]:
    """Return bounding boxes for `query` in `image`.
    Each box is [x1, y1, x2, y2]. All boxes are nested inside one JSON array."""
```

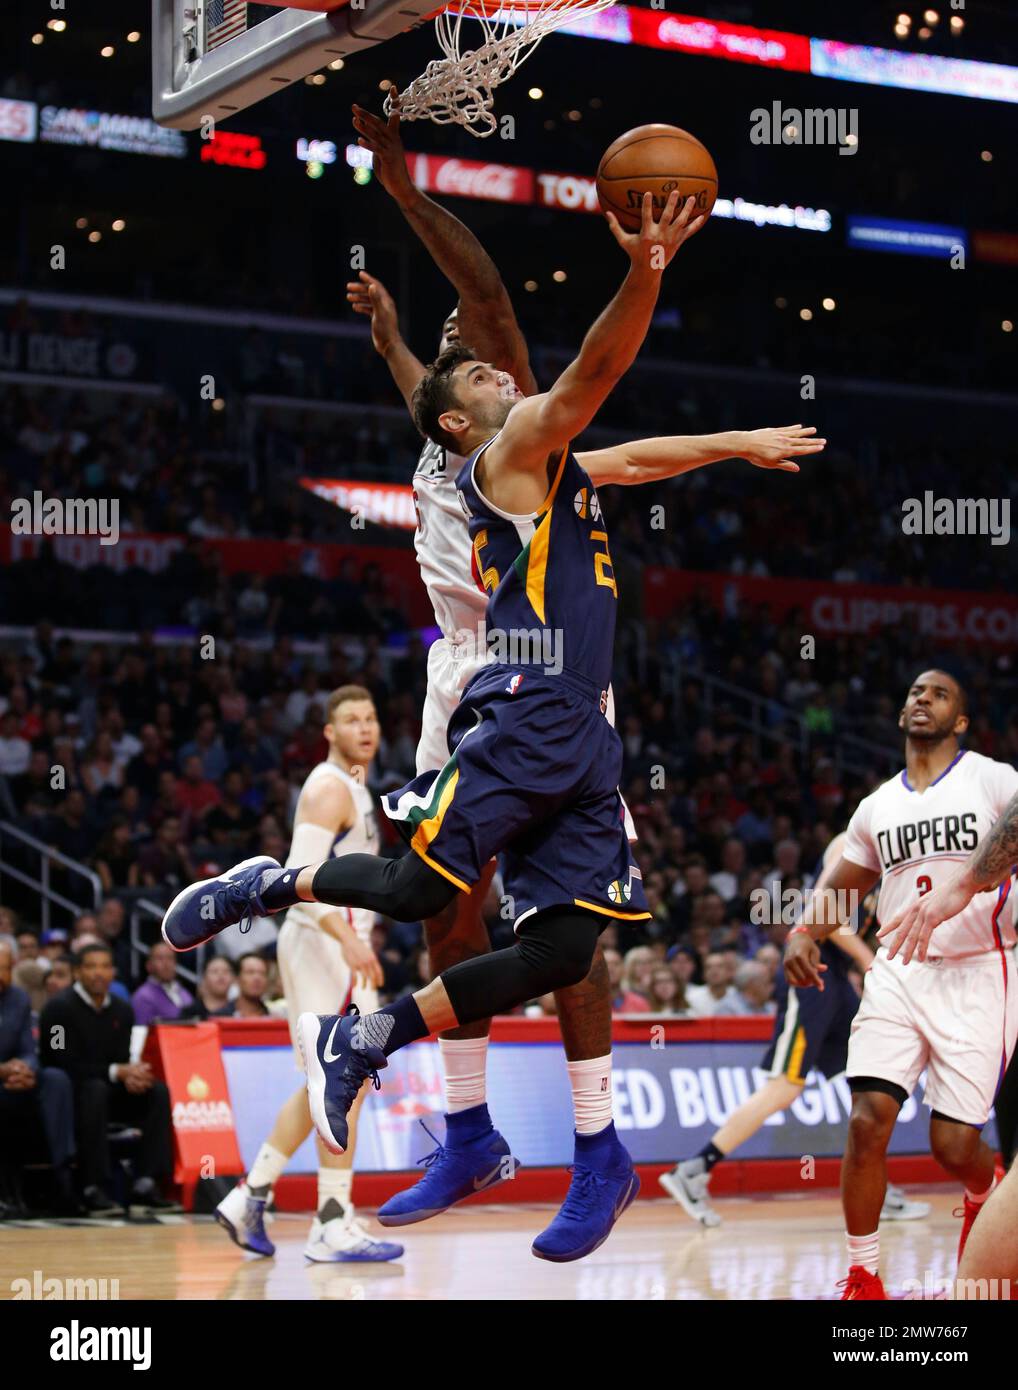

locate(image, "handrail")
[[661, 659, 901, 779], [0, 820, 102, 933]]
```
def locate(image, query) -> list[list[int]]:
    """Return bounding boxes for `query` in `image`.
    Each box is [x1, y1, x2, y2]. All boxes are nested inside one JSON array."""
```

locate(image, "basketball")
[[596, 123, 718, 232]]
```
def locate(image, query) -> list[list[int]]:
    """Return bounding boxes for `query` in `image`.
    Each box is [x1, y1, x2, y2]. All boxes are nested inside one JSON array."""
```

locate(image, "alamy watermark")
[[450, 621, 563, 676], [10, 492, 119, 546], [749, 885, 861, 929], [901, 492, 1009, 546], [750, 102, 858, 156]]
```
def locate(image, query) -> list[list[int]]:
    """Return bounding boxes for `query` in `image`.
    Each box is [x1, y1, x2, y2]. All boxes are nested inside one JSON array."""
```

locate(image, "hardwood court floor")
[[0, 1189, 964, 1301]]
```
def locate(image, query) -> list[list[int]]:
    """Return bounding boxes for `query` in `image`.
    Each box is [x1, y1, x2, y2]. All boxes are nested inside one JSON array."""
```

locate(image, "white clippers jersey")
[[289, 761, 379, 940], [412, 440, 487, 641], [843, 749, 1018, 960]]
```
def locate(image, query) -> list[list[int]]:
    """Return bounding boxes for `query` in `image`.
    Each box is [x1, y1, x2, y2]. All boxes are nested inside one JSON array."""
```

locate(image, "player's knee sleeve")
[[311, 851, 457, 923], [440, 910, 600, 1024]]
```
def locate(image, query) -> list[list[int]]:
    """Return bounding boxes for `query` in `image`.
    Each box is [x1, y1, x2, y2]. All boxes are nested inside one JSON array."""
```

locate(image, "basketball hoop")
[[385, 0, 616, 138]]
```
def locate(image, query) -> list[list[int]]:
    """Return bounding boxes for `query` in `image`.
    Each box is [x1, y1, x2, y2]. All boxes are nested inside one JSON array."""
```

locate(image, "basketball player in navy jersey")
[[340, 103, 824, 1241], [163, 180, 824, 1261]]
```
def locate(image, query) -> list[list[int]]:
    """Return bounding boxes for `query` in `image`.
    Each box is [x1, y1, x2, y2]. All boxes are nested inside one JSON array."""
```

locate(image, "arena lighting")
[[528, 86, 543, 98], [553, 269, 567, 282], [88, 230, 102, 243], [800, 308, 813, 321], [1004, 321, 1014, 333], [127, 31, 142, 42], [352, 165, 372, 185], [893, 23, 908, 38], [924, 8, 939, 23], [981, 150, 993, 162], [950, 15, 964, 32], [822, 297, 836, 310], [775, 296, 788, 309], [46, 18, 66, 30], [100, 45, 115, 57], [897, 12, 911, 24], [112, 218, 126, 231], [328, 59, 344, 69], [75, 217, 88, 229], [918, 26, 931, 40], [31, 33, 43, 44], [524, 280, 538, 292], [212, 398, 226, 411]]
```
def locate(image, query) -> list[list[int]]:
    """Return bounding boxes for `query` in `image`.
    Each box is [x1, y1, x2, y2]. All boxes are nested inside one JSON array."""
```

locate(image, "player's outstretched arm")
[[288, 776, 384, 990], [488, 191, 702, 479], [784, 856, 879, 991], [878, 788, 1018, 964], [577, 425, 826, 487], [347, 271, 426, 412], [352, 101, 536, 394]]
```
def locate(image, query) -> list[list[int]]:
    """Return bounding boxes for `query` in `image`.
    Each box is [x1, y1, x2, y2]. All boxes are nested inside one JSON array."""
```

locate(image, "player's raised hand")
[[604, 191, 706, 270], [783, 929, 827, 991], [877, 871, 979, 964], [352, 93, 416, 206], [346, 270, 402, 356], [738, 425, 827, 473]]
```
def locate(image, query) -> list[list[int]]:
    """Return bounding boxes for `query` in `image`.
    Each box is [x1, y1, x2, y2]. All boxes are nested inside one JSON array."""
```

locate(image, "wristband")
[[788, 925, 812, 938]]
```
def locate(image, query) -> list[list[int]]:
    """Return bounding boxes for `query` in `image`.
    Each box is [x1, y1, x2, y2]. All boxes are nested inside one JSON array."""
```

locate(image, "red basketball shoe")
[[956, 1167, 1003, 1265], [837, 1266, 887, 1300]]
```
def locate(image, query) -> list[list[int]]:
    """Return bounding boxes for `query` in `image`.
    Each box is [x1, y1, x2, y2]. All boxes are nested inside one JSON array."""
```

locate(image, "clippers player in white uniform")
[[214, 686, 402, 1262], [344, 98, 825, 1241], [785, 669, 1018, 1300]]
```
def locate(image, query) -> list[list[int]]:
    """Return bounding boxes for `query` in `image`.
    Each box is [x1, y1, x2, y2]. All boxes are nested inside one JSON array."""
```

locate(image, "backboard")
[[152, 0, 442, 129]]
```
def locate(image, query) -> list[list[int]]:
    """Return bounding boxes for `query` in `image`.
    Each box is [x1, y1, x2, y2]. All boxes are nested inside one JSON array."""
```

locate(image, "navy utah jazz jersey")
[[456, 435, 618, 693]]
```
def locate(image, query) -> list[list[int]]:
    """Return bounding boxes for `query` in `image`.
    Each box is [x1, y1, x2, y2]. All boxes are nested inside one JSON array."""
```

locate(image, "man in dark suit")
[[39, 942, 177, 1215], [0, 941, 76, 1214]]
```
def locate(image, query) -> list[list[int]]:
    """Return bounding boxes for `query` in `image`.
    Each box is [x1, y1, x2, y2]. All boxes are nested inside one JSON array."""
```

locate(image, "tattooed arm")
[[878, 789, 1018, 964]]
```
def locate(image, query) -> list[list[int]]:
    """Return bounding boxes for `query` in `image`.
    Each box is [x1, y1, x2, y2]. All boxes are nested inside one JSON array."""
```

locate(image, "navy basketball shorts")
[[383, 663, 650, 930], [761, 973, 861, 1083]]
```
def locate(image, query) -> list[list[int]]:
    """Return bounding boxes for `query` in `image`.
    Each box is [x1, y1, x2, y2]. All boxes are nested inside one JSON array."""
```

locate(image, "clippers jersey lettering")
[[455, 436, 618, 691], [843, 749, 1018, 960], [413, 441, 487, 641]]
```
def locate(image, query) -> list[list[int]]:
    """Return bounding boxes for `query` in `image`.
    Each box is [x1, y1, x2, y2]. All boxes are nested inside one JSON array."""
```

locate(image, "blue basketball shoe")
[[161, 855, 287, 952], [298, 1009, 388, 1155], [214, 1181, 275, 1257], [377, 1105, 520, 1227], [531, 1124, 640, 1263]]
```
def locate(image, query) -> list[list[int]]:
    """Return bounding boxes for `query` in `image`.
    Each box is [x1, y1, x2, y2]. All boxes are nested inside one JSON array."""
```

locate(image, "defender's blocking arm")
[[347, 271, 426, 411], [352, 102, 536, 394], [577, 425, 826, 485]]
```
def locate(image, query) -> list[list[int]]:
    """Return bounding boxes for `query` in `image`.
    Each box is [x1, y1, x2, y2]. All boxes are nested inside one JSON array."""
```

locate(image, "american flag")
[[206, 0, 247, 50]]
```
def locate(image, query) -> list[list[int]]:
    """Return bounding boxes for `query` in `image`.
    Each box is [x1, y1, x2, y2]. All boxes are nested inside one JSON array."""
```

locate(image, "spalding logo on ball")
[[596, 123, 718, 233]]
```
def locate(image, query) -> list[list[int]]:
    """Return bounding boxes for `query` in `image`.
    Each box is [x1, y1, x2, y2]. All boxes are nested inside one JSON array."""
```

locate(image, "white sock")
[[246, 1142, 287, 1192], [318, 1167, 353, 1218], [439, 1036, 488, 1113], [566, 1054, 613, 1136], [966, 1174, 997, 1204], [846, 1230, 880, 1276]]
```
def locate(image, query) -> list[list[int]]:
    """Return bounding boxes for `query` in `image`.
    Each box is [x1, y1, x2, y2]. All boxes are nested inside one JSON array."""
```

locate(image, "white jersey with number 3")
[[843, 749, 1018, 960]]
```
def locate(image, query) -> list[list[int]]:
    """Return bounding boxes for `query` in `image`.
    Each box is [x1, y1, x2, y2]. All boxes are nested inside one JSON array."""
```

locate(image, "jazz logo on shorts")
[[607, 877, 633, 904]]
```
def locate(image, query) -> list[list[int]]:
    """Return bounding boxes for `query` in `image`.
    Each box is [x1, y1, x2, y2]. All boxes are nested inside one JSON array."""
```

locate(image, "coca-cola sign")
[[410, 153, 534, 204]]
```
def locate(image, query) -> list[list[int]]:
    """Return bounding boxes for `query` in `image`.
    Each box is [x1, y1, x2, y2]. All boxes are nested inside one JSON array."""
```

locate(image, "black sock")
[[260, 866, 306, 912], [359, 997, 429, 1056], [699, 1142, 725, 1172]]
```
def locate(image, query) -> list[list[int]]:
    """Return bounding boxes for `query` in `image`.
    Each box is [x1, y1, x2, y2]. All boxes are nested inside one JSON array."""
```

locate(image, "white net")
[[385, 0, 616, 137]]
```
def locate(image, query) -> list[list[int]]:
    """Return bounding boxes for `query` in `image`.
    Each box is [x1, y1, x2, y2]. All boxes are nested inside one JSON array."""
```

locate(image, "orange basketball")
[[596, 123, 718, 232]]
